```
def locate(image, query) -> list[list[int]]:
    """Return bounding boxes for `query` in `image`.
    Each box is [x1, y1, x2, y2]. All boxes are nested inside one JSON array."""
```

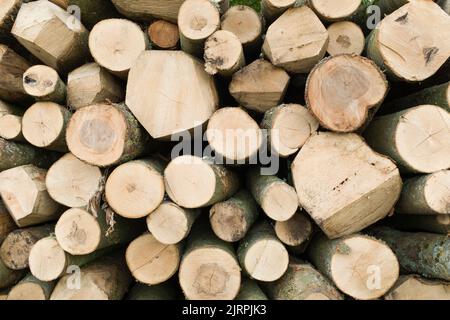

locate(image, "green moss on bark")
[[231, 0, 261, 12]]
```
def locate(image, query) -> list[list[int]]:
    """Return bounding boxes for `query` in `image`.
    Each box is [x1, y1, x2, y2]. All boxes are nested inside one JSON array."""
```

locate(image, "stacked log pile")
[[0, 0, 448, 301]]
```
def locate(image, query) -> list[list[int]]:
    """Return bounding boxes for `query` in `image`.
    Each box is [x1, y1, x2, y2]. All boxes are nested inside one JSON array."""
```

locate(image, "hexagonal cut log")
[[67, 63, 124, 110], [292, 132, 403, 239], [111, 0, 185, 23], [229, 59, 290, 113], [306, 55, 388, 133], [366, 1, 450, 82], [262, 6, 328, 74], [126, 51, 218, 140], [11, 0, 89, 73], [0, 165, 62, 227], [0, 44, 31, 104]]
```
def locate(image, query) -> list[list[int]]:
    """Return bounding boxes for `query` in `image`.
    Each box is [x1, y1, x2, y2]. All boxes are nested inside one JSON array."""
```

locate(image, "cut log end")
[[210, 203, 248, 243], [385, 275, 450, 300], [261, 182, 298, 222], [204, 30, 244, 76], [29, 237, 66, 282], [424, 170, 450, 214], [0, 114, 22, 141], [126, 233, 180, 285], [274, 212, 313, 247], [55, 208, 101, 255], [309, 0, 361, 20], [7, 282, 47, 300], [148, 20, 179, 49], [327, 21, 365, 56], [23, 65, 65, 103], [180, 247, 241, 300], [105, 159, 165, 219], [306, 55, 388, 132]]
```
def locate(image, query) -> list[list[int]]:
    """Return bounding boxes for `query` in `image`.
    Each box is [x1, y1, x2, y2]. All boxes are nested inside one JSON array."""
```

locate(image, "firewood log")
[[0, 44, 31, 104], [326, 21, 365, 56], [111, 0, 185, 22], [385, 274, 450, 300], [148, 20, 180, 50], [6, 274, 55, 300]]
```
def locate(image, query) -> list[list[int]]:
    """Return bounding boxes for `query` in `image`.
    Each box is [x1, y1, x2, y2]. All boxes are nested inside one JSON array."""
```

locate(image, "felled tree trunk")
[[236, 278, 268, 300], [148, 20, 180, 50], [0, 44, 31, 104], [274, 212, 315, 255], [7, 274, 55, 300], [111, 0, 185, 22], [390, 214, 450, 235], [385, 274, 450, 300]]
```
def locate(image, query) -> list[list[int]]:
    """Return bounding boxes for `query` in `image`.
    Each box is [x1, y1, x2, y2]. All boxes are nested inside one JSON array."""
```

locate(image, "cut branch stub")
[[306, 54, 388, 132]]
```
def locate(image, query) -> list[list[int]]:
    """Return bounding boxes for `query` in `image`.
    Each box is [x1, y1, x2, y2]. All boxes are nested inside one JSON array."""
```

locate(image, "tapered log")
[[292, 132, 402, 239], [236, 278, 268, 300], [229, 59, 290, 113], [147, 201, 200, 245], [262, 6, 328, 74], [390, 214, 450, 235], [49, 0, 120, 29], [384, 81, 450, 113], [164, 155, 239, 208], [111, 0, 185, 22], [247, 168, 298, 222], [307, 0, 362, 21], [46, 153, 103, 208], [263, 259, 344, 300], [274, 212, 314, 255], [261, 104, 319, 157], [0, 224, 54, 270], [369, 226, 450, 281], [366, 1, 450, 82], [7, 274, 55, 300], [221, 5, 262, 56], [178, 0, 220, 57], [11, 0, 89, 73], [126, 233, 181, 285], [0, 139, 59, 171], [127, 282, 178, 300], [22, 65, 66, 104], [364, 105, 450, 174], [50, 253, 132, 300], [148, 20, 180, 50], [22, 102, 71, 152], [126, 50, 218, 140], [306, 55, 388, 133], [261, 0, 295, 23], [237, 221, 289, 282], [55, 207, 145, 255], [326, 21, 364, 56], [385, 274, 450, 300], [204, 30, 245, 77], [0, 115, 23, 141], [0, 165, 62, 227], [206, 107, 263, 164], [307, 233, 399, 300], [89, 19, 149, 79], [395, 170, 450, 215], [105, 158, 165, 219], [0, 200, 16, 243], [66, 102, 148, 167], [179, 218, 241, 300], [209, 190, 259, 242], [0, 44, 31, 104], [67, 63, 124, 111], [29, 236, 112, 282], [0, 255, 24, 289]]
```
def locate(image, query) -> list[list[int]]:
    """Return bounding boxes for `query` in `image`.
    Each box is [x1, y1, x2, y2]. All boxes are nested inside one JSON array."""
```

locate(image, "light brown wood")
[[308, 0, 362, 21], [105, 158, 165, 219], [11, 0, 89, 73], [45, 153, 103, 208], [0, 44, 31, 104], [221, 5, 262, 55], [261, 104, 319, 157], [0, 1, 22, 37], [148, 20, 180, 49], [204, 30, 245, 77], [206, 107, 263, 164], [89, 19, 149, 79], [22, 102, 71, 152], [262, 0, 296, 23], [367, 1, 450, 82], [67, 63, 124, 110], [326, 21, 365, 56], [7, 274, 55, 300], [274, 212, 314, 253], [262, 6, 328, 73], [164, 155, 239, 208], [126, 233, 181, 285], [147, 201, 200, 245], [178, 0, 220, 57], [306, 55, 388, 133], [229, 59, 290, 113], [385, 274, 450, 300], [111, 0, 185, 22], [23, 65, 66, 104], [0, 114, 23, 141], [0, 165, 61, 227], [292, 132, 402, 239], [126, 50, 218, 140], [66, 103, 148, 167]]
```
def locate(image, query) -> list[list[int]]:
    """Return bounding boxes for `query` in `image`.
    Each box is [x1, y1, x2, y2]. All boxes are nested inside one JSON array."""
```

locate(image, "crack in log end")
[[423, 47, 439, 65], [395, 12, 409, 24]]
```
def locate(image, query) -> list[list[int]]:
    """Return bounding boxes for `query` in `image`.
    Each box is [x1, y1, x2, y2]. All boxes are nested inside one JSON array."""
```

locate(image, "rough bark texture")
[[0, 257, 24, 290], [0, 44, 31, 104], [235, 278, 268, 300], [390, 214, 450, 235], [127, 282, 179, 300]]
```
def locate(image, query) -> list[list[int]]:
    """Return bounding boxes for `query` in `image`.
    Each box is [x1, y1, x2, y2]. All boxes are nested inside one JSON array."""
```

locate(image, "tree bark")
[[111, 0, 185, 22], [127, 282, 179, 300], [0, 200, 16, 243], [390, 214, 450, 235], [0, 44, 31, 104], [236, 278, 268, 300], [0, 256, 24, 290], [274, 212, 314, 255], [261, 0, 295, 23]]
